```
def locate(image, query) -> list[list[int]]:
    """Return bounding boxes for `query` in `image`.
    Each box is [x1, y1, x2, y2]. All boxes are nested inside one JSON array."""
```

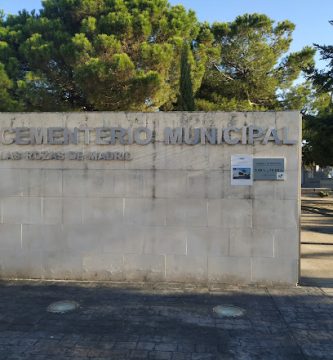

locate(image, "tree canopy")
[[0, 0, 207, 111], [0, 1, 317, 112], [196, 14, 314, 111], [302, 21, 333, 167], [303, 114, 333, 167], [308, 21, 333, 114]]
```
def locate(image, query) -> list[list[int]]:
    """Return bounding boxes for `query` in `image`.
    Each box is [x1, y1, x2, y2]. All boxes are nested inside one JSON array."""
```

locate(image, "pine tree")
[[0, 0, 204, 111], [310, 21, 333, 111], [196, 14, 315, 111]]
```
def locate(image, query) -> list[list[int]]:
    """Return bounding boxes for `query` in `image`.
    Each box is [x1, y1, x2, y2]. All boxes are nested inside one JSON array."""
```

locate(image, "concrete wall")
[[0, 112, 301, 284]]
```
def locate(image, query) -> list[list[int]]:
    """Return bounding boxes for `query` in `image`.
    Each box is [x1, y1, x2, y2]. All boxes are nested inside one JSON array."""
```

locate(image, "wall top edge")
[[0, 111, 301, 115]]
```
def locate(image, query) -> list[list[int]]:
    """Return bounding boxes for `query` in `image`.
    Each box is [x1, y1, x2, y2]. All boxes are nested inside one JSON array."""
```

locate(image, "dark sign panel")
[[253, 158, 285, 180]]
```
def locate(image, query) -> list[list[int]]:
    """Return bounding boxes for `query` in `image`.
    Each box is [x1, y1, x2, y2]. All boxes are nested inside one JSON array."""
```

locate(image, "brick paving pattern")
[[0, 281, 332, 359]]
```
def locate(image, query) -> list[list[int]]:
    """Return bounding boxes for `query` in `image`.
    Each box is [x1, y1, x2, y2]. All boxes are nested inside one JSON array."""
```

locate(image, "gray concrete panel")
[[0, 112, 300, 284], [208, 256, 252, 283]]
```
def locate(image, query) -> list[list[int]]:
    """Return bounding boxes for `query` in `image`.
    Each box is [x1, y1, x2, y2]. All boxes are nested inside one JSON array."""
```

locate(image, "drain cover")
[[213, 305, 245, 318], [47, 300, 79, 314]]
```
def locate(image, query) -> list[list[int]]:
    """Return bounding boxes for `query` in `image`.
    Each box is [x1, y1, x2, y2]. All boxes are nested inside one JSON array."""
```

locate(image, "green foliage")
[[318, 190, 330, 197], [279, 84, 312, 112], [0, 0, 205, 111], [196, 13, 315, 111], [303, 114, 333, 167], [0, 4, 316, 112], [301, 21, 333, 167], [0, 63, 20, 111], [277, 82, 327, 115], [311, 51, 333, 95], [177, 41, 195, 111], [308, 21, 333, 114]]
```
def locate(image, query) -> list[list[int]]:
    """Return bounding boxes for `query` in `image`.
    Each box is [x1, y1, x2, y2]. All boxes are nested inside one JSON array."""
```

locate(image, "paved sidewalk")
[[301, 196, 333, 293], [0, 280, 332, 360]]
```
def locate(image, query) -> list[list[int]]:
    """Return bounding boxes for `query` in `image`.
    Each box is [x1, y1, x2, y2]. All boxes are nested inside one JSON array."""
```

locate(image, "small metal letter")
[[133, 127, 152, 145]]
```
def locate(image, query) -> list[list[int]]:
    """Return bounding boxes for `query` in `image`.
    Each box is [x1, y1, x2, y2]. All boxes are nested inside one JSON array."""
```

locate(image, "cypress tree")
[[178, 42, 196, 111]]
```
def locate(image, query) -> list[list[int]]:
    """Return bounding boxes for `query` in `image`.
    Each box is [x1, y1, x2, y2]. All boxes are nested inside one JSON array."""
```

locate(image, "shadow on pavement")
[[300, 277, 333, 288], [0, 280, 332, 360], [301, 250, 333, 258], [301, 205, 333, 217]]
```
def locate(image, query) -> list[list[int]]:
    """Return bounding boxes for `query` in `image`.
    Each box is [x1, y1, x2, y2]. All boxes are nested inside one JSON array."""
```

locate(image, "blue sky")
[[1, 0, 332, 68]]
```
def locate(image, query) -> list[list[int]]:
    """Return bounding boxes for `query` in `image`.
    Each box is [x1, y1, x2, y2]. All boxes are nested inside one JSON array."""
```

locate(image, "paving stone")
[[191, 353, 215, 360], [171, 353, 192, 360], [155, 343, 177, 352], [149, 351, 173, 359], [130, 350, 149, 359], [0, 280, 332, 360], [114, 342, 138, 350], [176, 343, 195, 353], [137, 342, 155, 351]]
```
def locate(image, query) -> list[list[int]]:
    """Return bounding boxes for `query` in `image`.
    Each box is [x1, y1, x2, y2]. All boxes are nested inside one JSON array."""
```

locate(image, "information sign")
[[253, 158, 285, 180]]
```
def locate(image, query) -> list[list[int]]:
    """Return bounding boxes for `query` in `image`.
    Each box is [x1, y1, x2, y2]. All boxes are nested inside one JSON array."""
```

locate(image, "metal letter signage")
[[0, 126, 297, 146], [0, 125, 297, 162]]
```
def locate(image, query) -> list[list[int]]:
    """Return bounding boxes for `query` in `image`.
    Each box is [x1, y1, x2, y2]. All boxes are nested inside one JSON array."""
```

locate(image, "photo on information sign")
[[232, 168, 251, 180]]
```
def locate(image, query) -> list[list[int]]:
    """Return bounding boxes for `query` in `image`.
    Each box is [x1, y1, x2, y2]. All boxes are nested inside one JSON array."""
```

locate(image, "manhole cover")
[[47, 300, 79, 314], [213, 305, 245, 318]]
